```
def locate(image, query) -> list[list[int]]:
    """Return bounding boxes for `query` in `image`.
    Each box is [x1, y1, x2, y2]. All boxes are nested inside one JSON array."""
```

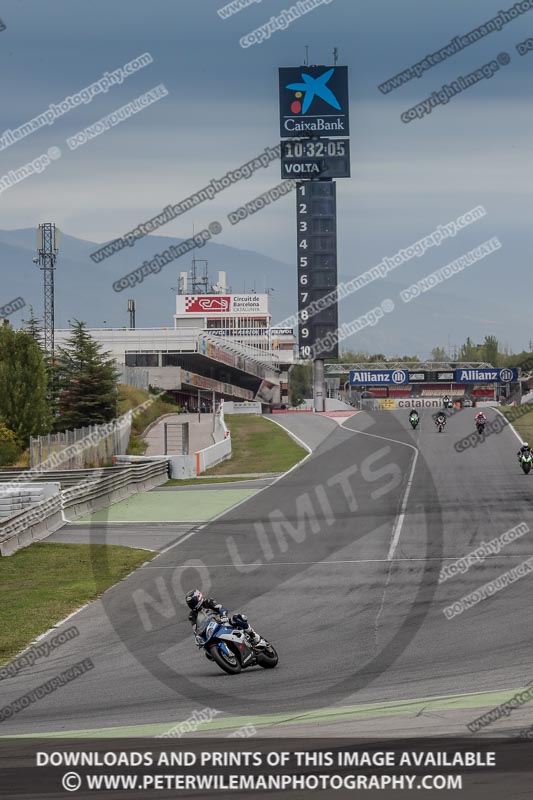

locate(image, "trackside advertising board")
[[455, 368, 518, 383], [350, 369, 409, 385]]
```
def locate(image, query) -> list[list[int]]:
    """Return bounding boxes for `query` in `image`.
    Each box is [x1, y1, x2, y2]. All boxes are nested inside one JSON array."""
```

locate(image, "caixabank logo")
[[279, 65, 350, 137]]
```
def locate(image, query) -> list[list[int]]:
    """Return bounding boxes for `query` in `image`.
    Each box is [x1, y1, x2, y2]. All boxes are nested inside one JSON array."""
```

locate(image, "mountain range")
[[0, 228, 521, 358]]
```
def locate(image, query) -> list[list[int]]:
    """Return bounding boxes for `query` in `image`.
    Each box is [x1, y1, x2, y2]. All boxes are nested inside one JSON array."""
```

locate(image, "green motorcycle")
[[520, 452, 532, 475]]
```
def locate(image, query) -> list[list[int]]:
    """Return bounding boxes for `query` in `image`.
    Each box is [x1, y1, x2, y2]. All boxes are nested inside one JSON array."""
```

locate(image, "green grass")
[[0, 543, 154, 664], [498, 405, 533, 442], [118, 385, 180, 456], [202, 415, 307, 476], [164, 476, 268, 486]]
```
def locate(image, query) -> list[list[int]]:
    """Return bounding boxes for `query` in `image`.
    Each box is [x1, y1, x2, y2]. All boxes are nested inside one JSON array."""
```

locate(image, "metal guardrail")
[[0, 460, 169, 554], [0, 466, 129, 488]]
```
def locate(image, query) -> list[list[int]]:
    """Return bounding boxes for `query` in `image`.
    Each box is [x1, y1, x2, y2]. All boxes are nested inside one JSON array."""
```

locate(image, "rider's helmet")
[[185, 589, 203, 610], [523, 442, 529, 449]]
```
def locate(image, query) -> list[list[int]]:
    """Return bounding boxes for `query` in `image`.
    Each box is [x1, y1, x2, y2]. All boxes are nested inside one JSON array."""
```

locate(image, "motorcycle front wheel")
[[257, 645, 279, 669], [209, 643, 242, 674]]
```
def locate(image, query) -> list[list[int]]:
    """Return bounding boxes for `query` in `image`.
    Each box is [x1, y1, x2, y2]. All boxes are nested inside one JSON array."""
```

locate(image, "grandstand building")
[[54, 271, 296, 409]]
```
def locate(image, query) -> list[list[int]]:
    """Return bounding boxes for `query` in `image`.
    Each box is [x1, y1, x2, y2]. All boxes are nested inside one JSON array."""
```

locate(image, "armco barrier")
[[0, 482, 60, 518], [0, 460, 169, 556]]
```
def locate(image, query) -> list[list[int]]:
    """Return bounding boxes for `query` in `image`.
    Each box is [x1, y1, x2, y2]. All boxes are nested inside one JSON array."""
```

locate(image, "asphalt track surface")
[[2, 408, 533, 738]]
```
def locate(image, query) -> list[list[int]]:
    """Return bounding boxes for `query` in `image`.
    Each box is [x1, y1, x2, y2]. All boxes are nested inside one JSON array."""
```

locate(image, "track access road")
[[1, 407, 532, 738]]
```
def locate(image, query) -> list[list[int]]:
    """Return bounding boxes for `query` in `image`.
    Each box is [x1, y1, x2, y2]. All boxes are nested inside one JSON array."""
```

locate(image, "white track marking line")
[[339, 418, 419, 562], [494, 407, 524, 444], [157, 419, 314, 556], [142, 553, 533, 568]]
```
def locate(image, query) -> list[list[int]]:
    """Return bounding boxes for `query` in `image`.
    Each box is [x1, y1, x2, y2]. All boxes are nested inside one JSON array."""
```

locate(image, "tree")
[[481, 335, 499, 366], [430, 346, 448, 362], [458, 337, 480, 361], [0, 326, 50, 443], [54, 321, 119, 431], [0, 421, 21, 466], [289, 363, 312, 406], [21, 306, 43, 347]]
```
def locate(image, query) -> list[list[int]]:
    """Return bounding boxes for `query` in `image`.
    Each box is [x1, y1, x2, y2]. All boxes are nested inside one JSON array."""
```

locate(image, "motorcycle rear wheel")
[[209, 644, 242, 674]]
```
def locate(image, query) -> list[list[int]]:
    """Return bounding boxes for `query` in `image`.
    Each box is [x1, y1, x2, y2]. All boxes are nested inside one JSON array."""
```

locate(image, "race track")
[[1, 407, 533, 739]]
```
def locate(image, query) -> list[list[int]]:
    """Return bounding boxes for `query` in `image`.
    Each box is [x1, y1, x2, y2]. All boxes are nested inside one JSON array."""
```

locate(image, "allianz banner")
[[455, 368, 518, 383], [349, 369, 409, 385]]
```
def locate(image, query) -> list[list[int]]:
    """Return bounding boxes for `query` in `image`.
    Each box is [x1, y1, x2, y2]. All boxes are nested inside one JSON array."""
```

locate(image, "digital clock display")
[[280, 138, 350, 179], [282, 139, 348, 158]]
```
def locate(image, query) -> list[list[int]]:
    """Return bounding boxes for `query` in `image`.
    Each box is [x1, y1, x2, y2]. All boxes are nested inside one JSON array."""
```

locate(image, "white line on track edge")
[[339, 416, 418, 561]]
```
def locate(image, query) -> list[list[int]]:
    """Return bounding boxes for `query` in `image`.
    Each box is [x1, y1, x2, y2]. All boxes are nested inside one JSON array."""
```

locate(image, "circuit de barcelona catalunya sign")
[[349, 370, 409, 385], [455, 368, 518, 383]]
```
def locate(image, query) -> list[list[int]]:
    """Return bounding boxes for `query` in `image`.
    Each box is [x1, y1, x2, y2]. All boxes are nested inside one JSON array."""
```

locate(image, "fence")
[[116, 364, 150, 390], [29, 411, 132, 470]]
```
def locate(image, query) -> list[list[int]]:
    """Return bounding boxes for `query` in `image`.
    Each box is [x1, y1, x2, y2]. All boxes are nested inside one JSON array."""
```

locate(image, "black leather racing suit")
[[188, 598, 258, 641]]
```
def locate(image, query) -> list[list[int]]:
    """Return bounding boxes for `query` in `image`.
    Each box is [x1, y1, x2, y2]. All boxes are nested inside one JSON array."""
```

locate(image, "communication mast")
[[191, 257, 209, 294], [35, 223, 59, 355]]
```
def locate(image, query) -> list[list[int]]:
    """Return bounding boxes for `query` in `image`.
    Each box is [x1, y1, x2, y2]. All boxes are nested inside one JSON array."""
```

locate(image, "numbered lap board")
[[296, 181, 338, 359]]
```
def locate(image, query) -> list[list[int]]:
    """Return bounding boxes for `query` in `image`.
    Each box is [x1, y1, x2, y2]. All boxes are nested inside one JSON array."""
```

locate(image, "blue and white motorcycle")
[[193, 613, 278, 675]]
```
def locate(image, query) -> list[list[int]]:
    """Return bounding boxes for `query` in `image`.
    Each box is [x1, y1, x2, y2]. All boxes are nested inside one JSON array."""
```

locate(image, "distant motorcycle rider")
[[475, 411, 487, 425], [409, 410, 419, 422], [185, 589, 261, 645], [517, 442, 532, 461], [443, 395, 451, 408], [435, 412, 446, 427]]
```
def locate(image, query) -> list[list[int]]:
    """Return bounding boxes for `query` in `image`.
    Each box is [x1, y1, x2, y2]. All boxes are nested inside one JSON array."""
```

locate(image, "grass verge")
[[202, 415, 307, 476], [118, 385, 180, 455], [497, 405, 533, 442], [0, 543, 154, 664], [164, 476, 270, 486]]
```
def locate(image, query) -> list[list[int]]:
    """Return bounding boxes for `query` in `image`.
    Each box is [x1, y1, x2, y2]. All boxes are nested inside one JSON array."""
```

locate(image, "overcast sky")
[[1, 0, 531, 351]]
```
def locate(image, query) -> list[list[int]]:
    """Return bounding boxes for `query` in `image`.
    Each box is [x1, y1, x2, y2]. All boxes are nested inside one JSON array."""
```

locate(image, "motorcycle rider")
[[517, 442, 532, 461], [475, 411, 487, 425], [435, 411, 446, 427], [443, 395, 451, 408], [185, 589, 262, 645], [409, 409, 419, 423]]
